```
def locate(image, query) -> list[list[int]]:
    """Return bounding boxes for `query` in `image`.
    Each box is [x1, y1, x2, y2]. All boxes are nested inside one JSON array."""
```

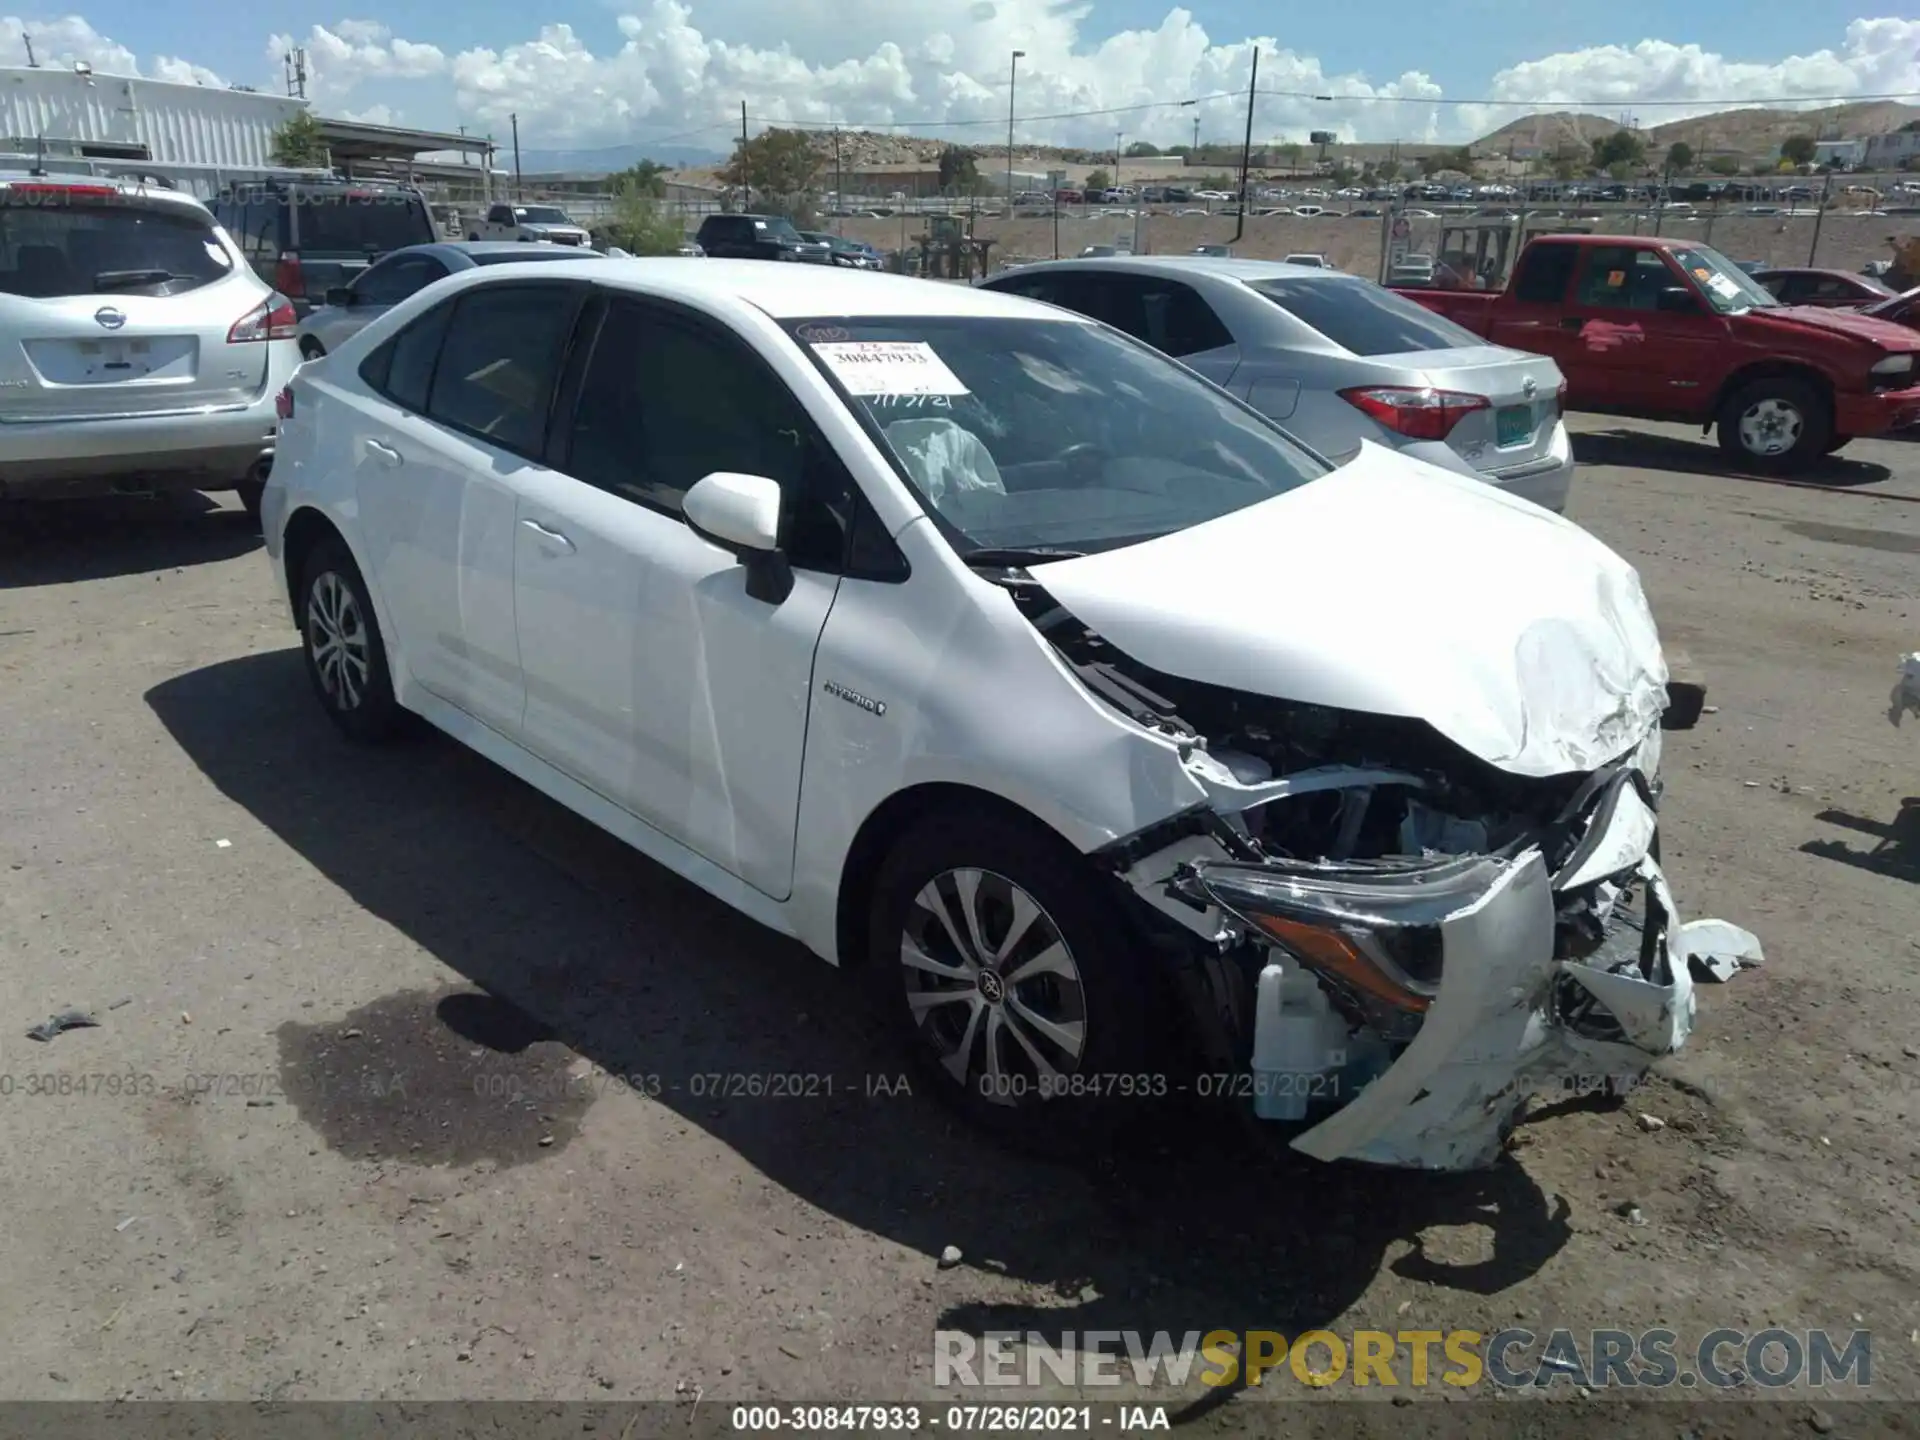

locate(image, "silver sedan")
[[979, 256, 1574, 512], [295, 241, 606, 359]]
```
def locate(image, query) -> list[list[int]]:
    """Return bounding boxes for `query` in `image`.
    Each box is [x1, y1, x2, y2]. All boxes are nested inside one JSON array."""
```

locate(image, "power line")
[[1256, 85, 1920, 108], [592, 83, 1920, 151]]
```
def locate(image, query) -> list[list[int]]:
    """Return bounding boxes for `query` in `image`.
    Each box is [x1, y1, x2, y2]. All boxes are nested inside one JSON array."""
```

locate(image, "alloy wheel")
[[898, 867, 1087, 1104], [1737, 398, 1803, 457], [306, 571, 371, 711]]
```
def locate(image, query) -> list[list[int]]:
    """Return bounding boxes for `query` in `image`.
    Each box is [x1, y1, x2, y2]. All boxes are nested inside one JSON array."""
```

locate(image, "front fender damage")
[[1000, 568, 1761, 1171], [1104, 751, 1763, 1174]]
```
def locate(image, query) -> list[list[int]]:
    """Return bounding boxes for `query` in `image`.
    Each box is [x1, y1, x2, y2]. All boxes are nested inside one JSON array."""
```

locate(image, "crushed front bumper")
[[1141, 766, 1761, 1172]]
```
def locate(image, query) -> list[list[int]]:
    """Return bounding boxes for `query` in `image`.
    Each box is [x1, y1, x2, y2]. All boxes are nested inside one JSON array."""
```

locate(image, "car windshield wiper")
[[961, 545, 1086, 568], [93, 269, 177, 290]]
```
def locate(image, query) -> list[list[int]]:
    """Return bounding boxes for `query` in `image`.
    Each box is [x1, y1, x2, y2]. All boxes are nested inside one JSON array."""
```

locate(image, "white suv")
[[261, 260, 1758, 1169], [0, 173, 298, 515]]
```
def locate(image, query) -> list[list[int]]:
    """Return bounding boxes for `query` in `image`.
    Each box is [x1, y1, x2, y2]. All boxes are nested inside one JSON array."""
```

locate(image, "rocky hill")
[[1470, 100, 1920, 159]]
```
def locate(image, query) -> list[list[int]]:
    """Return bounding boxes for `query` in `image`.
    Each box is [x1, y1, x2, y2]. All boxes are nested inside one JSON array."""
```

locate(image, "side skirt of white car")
[[404, 685, 802, 944]]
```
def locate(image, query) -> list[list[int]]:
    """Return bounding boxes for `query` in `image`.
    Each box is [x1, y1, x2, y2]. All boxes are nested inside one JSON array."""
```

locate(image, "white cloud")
[[8, 10, 1918, 151], [338, 101, 400, 124], [1453, 17, 1920, 138], [150, 55, 226, 86], [262, 19, 446, 107], [1, 14, 139, 73]]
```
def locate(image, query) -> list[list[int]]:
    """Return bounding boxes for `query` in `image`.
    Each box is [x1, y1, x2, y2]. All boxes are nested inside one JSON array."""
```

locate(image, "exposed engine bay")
[[999, 573, 1763, 1171]]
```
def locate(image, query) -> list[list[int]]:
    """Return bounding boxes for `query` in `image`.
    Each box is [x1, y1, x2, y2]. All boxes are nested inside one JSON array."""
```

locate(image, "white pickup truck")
[[469, 202, 593, 247]]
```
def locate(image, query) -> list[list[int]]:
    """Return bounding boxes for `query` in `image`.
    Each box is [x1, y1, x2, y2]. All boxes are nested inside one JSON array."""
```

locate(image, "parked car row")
[[261, 255, 1759, 1174]]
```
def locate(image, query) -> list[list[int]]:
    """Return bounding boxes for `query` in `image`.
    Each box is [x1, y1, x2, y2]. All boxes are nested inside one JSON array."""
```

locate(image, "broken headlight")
[[1181, 853, 1514, 1014]]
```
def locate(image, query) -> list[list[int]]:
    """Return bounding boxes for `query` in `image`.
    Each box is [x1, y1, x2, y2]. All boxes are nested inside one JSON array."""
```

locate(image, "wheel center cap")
[[976, 969, 1006, 1005]]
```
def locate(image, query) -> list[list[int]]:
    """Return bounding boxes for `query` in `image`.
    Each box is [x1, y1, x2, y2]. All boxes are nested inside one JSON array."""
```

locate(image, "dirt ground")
[[2, 417, 1919, 1426], [833, 211, 1915, 277]]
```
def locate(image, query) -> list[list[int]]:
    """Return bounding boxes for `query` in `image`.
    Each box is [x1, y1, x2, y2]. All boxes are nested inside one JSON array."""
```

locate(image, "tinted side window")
[[1512, 242, 1579, 304], [360, 299, 453, 410], [1576, 248, 1673, 311], [424, 286, 575, 455], [357, 255, 445, 305], [1080, 276, 1232, 357], [564, 297, 851, 571]]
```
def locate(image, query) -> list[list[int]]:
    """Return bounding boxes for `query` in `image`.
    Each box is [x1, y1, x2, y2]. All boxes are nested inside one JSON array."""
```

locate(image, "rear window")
[[0, 194, 232, 299], [1246, 275, 1482, 356], [294, 193, 433, 254]]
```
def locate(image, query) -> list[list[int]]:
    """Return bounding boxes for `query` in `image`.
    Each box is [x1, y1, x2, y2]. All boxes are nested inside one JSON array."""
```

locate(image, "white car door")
[[352, 278, 590, 737], [510, 291, 845, 901]]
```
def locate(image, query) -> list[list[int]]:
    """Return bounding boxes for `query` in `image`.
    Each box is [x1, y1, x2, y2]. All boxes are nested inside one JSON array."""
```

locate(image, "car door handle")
[[520, 518, 576, 553], [363, 438, 403, 467]]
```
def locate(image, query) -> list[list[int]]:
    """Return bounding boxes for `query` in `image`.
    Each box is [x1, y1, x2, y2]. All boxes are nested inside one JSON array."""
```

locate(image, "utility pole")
[[740, 101, 750, 211], [1192, 113, 1200, 157], [833, 125, 843, 235], [1114, 130, 1123, 196], [1232, 47, 1258, 244], [510, 112, 522, 200], [1006, 50, 1024, 209], [1807, 168, 1834, 266], [22, 33, 37, 67]]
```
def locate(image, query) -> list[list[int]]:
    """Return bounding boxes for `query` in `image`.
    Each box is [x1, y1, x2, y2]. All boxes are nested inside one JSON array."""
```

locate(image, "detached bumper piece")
[[1178, 770, 1762, 1172]]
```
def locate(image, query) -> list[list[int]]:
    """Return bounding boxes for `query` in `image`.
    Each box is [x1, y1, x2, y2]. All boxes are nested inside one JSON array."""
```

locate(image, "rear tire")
[[299, 337, 326, 361], [236, 480, 264, 524], [1715, 377, 1831, 472], [865, 808, 1158, 1153], [296, 535, 402, 744], [1824, 434, 1851, 455]]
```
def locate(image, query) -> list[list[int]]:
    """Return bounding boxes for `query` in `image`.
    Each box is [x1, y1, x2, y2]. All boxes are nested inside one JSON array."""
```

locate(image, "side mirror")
[[683, 472, 792, 604], [324, 286, 354, 307], [1656, 286, 1700, 314]]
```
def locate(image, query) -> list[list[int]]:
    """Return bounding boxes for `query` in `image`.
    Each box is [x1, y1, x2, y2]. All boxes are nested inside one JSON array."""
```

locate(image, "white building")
[[1810, 138, 1867, 169], [1864, 130, 1920, 171], [1, 63, 307, 171]]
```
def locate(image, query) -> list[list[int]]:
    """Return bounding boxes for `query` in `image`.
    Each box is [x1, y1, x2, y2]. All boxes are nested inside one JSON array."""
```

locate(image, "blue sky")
[[3, 4, 1914, 151]]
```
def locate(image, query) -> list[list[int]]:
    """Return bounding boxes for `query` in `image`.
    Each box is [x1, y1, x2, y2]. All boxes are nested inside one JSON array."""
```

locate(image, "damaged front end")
[[1004, 574, 1762, 1172]]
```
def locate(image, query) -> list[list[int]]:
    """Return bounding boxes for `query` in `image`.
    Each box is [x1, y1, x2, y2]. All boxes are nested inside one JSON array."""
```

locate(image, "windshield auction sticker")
[[812, 341, 970, 396]]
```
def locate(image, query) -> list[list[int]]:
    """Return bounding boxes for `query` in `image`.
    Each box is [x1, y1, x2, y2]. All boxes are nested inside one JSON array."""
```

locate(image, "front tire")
[[867, 809, 1157, 1151], [1716, 377, 1831, 472], [297, 536, 402, 744]]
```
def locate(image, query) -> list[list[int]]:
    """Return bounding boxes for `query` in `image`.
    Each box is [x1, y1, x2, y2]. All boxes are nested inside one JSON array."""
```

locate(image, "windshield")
[[0, 194, 232, 298], [517, 207, 573, 225], [1670, 245, 1779, 314], [296, 194, 433, 254], [787, 315, 1327, 555], [756, 217, 803, 242]]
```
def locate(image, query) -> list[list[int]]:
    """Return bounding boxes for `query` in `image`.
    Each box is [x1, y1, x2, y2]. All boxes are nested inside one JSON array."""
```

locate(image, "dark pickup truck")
[[1394, 234, 1920, 471]]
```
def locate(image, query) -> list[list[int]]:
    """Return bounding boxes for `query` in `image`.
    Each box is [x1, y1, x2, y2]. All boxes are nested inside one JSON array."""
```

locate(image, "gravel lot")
[[2, 417, 1918, 1424]]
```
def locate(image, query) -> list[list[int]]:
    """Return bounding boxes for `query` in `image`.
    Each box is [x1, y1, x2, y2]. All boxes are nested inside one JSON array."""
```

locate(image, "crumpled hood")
[[1027, 442, 1669, 778], [1755, 303, 1920, 352]]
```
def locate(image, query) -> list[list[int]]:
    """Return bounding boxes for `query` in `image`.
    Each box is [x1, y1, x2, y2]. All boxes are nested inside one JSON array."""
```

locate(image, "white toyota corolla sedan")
[[261, 259, 1760, 1170]]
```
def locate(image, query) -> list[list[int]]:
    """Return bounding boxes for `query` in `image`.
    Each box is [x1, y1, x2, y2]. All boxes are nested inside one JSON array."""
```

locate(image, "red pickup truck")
[[1394, 234, 1920, 472]]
